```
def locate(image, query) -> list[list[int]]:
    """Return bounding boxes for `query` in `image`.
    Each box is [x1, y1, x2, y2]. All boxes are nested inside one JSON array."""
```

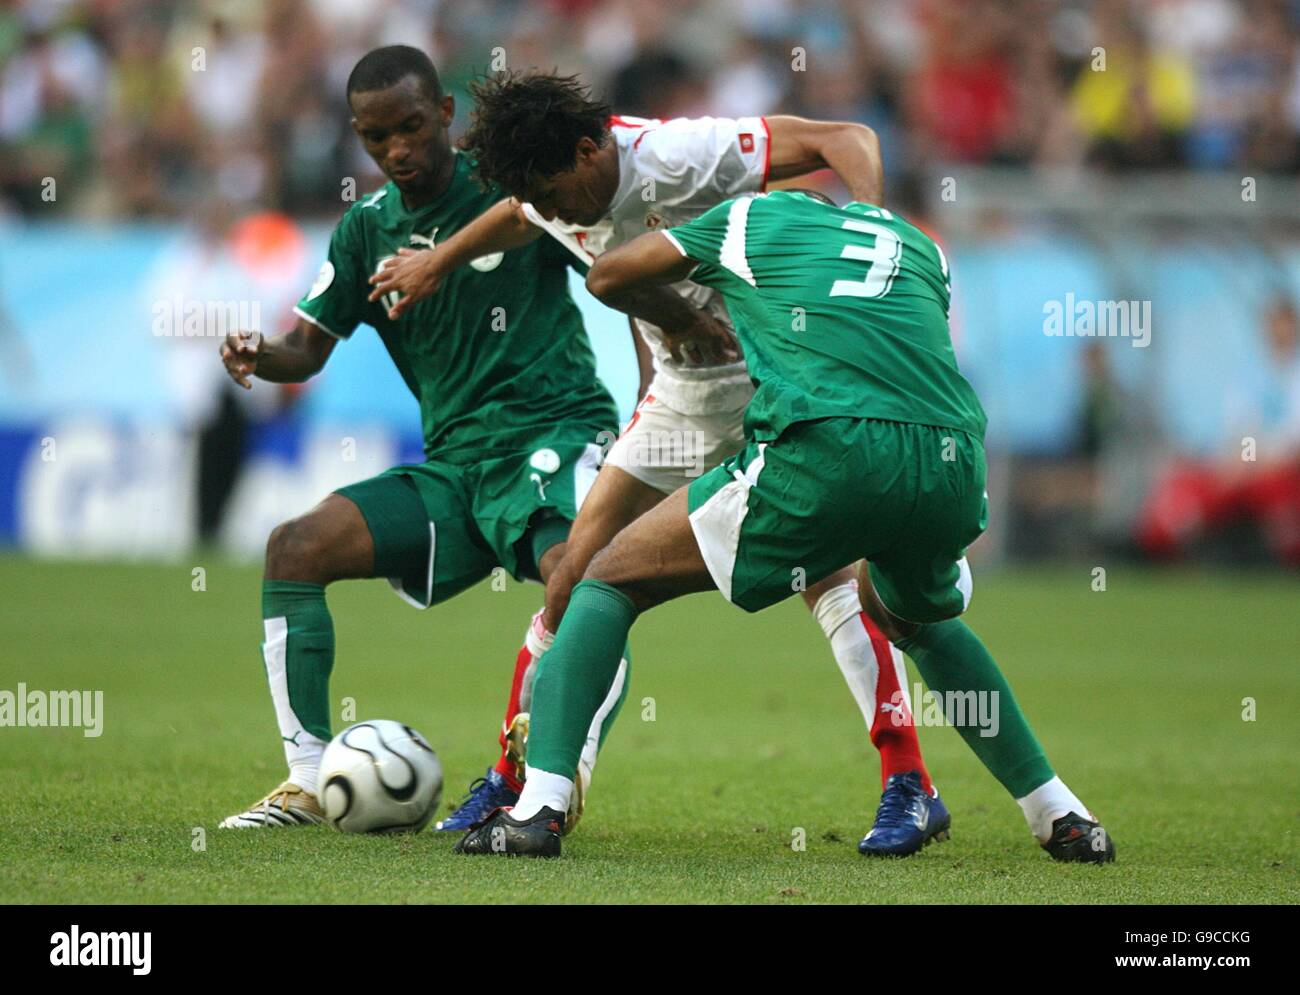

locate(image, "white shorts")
[[603, 391, 748, 495]]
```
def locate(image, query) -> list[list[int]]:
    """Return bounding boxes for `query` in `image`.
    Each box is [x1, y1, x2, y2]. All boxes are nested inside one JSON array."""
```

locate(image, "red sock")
[[860, 612, 932, 794], [491, 641, 531, 791]]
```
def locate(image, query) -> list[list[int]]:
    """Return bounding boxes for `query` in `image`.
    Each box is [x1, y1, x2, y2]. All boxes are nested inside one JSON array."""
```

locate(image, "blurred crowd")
[[2, 0, 1298, 220]]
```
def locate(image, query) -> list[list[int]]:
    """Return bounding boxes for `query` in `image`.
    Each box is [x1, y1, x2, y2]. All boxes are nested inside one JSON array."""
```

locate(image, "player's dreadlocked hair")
[[461, 71, 613, 196]]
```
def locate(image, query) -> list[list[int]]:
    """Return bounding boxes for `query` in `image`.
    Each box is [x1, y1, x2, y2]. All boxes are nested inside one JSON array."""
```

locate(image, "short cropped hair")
[[347, 46, 442, 104]]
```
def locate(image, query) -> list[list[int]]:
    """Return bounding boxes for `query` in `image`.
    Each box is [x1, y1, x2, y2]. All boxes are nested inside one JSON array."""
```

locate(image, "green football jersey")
[[295, 152, 616, 462], [664, 190, 987, 442]]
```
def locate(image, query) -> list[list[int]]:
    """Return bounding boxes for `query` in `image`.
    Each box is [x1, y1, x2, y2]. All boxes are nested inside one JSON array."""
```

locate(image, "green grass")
[[0, 554, 1296, 904]]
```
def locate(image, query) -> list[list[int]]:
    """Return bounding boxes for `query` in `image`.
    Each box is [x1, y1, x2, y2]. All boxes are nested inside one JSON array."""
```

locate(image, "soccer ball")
[[318, 720, 443, 834]]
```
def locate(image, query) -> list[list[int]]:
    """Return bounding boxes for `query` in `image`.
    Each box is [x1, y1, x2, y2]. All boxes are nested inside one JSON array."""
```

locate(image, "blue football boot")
[[434, 768, 519, 832], [858, 770, 951, 857]]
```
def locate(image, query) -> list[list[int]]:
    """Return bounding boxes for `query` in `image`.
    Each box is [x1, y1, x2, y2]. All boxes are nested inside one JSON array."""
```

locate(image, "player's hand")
[[220, 331, 262, 389], [665, 311, 740, 366], [368, 247, 445, 320]]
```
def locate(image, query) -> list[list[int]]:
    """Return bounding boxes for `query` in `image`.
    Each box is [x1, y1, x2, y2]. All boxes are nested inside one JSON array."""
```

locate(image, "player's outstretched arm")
[[367, 198, 541, 319], [586, 230, 697, 300], [219, 317, 337, 389], [587, 234, 735, 364], [765, 115, 883, 205]]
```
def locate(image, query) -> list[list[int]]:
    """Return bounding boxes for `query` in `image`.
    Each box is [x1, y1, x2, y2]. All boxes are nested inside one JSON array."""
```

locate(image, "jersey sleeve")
[[519, 201, 598, 275], [662, 197, 743, 269], [633, 116, 771, 201], [294, 210, 369, 341]]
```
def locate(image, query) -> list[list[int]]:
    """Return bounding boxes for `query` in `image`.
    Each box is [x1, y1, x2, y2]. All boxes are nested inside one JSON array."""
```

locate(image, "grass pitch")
[[0, 554, 1296, 904]]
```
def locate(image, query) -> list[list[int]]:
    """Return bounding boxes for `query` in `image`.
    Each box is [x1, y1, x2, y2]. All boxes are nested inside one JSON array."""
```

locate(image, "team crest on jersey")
[[306, 261, 334, 301], [739, 132, 755, 153], [529, 448, 561, 473], [469, 252, 504, 272], [644, 213, 663, 230]]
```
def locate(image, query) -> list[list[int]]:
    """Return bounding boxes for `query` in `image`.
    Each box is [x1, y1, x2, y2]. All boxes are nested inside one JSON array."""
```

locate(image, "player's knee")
[[581, 546, 637, 600], [802, 566, 857, 610], [858, 578, 919, 644], [884, 614, 921, 644], [265, 516, 334, 584], [581, 547, 663, 613], [873, 604, 920, 644], [582, 542, 622, 586], [542, 557, 582, 630]]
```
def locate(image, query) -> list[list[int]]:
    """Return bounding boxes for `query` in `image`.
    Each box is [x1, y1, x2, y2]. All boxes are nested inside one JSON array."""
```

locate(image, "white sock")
[[263, 617, 328, 795], [289, 758, 322, 796], [812, 583, 931, 793], [518, 609, 553, 713], [813, 581, 883, 727], [1017, 776, 1092, 842], [524, 609, 554, 659], [511, 766, 574, 821]]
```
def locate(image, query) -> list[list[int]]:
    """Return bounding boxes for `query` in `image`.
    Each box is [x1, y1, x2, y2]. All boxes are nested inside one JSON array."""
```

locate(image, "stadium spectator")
[[2, 0, 1297, 219], [1136, 299, 1300, 566], [1, 0, 1298, 566], [1068, 0, 1197, 168], [906, 0, 1019, 163]]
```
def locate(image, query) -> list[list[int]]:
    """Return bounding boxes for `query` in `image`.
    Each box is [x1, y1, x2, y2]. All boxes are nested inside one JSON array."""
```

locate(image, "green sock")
[[528, 580, 638, 779], [897, 619, 1053, 798], [262, 580, 334, 746]]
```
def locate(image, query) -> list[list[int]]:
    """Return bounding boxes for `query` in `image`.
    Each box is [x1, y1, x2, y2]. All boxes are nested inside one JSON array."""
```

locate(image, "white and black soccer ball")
[[318, 720, 443, 834]]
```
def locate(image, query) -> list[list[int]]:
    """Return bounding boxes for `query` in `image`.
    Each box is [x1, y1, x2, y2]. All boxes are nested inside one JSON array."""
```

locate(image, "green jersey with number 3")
[[295, 151, 616, 463], [663, 190, 986, 443]]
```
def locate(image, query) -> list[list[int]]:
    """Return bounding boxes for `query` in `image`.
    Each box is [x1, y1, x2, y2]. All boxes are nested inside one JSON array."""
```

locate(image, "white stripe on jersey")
[[719, 196, 756, 287], [661, 230, 688, 258]]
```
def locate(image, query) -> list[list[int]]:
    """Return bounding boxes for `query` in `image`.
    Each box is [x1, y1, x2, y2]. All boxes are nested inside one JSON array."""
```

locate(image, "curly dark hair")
[[461, 71, 612, 196]]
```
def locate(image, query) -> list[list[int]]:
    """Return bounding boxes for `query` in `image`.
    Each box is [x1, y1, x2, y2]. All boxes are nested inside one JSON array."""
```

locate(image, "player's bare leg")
[[542, 465, 667, 630], [854, 564, 1114, 862], [580, 485, 716, 603], [461, 460, 954, 846], [803, 565, 950, 855], [438, 465, 662, 832], [457, 487, 716, 854], [220, 494, 374, 828]]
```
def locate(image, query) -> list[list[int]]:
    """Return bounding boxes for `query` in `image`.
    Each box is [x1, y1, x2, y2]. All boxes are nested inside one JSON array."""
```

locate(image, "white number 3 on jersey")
[[829, 215, 902, 300]]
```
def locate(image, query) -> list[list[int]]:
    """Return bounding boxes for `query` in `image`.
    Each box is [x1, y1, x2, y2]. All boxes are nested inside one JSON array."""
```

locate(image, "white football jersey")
[[522, 114, 772, 414]]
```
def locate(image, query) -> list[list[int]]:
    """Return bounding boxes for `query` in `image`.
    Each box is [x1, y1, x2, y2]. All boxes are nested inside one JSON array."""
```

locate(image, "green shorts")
[[686, 417, 987, 623], [336, 439, 602, 609]]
